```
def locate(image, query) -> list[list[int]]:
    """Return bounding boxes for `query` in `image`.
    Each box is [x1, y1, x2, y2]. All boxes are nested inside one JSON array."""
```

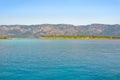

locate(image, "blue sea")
[[0, 39, 120, 80]]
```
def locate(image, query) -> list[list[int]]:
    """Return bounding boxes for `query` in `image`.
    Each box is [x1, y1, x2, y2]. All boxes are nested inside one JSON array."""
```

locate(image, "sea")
[[0, 39, 120, 80]]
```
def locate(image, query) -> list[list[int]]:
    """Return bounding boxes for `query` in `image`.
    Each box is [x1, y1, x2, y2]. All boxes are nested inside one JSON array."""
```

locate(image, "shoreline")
[[1, 38, 120, 40], [1, 36, 120, 40], [39, 38, 120, 40], [39, 35, 120, 40]]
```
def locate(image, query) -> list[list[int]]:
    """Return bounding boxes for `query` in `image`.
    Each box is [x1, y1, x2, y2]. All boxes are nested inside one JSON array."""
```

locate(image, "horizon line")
[[0, 23, 120, 26]]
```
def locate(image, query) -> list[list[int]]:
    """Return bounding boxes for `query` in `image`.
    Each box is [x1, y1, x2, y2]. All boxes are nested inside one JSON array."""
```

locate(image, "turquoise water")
[[0, 39, 120, 80]]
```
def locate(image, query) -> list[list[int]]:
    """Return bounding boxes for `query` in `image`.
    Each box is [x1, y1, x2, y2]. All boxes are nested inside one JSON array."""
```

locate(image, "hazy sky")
[[0, 0, 120, 25]]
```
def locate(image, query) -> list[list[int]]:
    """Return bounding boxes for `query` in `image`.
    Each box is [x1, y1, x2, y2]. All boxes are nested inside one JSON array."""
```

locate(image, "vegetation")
[[0, 36, 10, 40], [40, 35, 120, 39], [0, 24, 120, 38], [1, 35, 120, 40]]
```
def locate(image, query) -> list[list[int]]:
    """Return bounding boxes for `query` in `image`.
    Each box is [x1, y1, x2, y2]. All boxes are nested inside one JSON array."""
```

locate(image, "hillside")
[[0, 24, 120, 38]]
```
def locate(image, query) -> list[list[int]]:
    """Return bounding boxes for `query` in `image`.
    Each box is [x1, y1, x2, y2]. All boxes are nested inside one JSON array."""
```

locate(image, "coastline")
[[39, 35, 120, 40], [0, 35, 120, 40]]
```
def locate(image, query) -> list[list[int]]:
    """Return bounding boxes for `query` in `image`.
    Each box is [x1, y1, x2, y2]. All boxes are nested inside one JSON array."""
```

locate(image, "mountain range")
[[0, 24, 120, 38]]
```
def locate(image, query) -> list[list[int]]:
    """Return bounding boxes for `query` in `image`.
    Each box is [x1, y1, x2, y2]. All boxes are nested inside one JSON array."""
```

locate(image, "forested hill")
[[0, 24, 120, 38]]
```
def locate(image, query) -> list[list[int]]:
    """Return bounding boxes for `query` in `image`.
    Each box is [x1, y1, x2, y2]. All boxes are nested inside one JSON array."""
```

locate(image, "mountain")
[[0, 24, 120, 38]]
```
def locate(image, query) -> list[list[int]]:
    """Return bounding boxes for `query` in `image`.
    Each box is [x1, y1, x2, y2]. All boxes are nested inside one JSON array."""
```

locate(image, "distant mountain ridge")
[[0, 24, 120, 38]]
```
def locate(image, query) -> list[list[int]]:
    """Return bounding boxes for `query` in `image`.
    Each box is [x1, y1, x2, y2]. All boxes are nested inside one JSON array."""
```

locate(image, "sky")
[[0, 0, 120, 25]]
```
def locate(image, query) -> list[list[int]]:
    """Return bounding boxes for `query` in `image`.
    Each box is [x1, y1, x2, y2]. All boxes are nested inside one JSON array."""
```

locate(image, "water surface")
[[0, 39, 120, 80]]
